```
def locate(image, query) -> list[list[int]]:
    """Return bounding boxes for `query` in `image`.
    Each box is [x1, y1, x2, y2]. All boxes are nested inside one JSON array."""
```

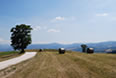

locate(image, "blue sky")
[[0, 0, 116, 44]]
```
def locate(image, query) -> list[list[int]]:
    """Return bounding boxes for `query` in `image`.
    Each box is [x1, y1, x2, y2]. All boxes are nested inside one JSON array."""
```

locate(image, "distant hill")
[[1, 41, 116, 53], [27, 41, 116, 53]]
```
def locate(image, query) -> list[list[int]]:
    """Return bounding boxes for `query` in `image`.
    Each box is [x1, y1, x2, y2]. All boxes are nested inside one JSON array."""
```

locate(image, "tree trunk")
[[20, 48, 25, 54], [82, 48, 86, 52]]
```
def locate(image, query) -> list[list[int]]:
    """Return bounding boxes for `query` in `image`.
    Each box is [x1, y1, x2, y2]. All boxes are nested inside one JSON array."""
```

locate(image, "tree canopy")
[[10, 24, 33, 53]]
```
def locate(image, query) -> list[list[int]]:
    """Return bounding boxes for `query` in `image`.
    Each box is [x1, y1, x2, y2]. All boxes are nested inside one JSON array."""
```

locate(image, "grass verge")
[[0, 51, 20, 62]]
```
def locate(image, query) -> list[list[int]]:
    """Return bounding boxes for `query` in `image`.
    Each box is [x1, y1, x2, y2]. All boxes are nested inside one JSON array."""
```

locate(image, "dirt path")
[[0, 52, 37, 70]]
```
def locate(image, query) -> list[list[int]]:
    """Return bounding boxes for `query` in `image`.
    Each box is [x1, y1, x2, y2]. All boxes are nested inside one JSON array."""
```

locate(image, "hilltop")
[[1, 50, 116, 78]]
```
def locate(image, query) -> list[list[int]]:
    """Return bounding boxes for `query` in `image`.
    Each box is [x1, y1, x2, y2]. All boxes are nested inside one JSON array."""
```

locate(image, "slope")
[[2, 51, 116, 78]]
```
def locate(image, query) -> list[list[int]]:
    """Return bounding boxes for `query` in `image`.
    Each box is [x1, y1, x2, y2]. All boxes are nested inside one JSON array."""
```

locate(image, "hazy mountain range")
[[0, 41, 116, 53]]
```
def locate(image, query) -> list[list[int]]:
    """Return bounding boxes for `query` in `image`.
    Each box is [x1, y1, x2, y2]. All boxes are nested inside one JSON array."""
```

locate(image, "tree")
[[81, 44, 87, 52], [10, 24, 33, 53]]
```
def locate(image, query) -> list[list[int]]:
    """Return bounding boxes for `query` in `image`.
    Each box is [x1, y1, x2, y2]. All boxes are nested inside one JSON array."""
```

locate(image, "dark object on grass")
[[39, 49, 43, 52], [87, 48, 94, 53], [59, 48, 65, 54]]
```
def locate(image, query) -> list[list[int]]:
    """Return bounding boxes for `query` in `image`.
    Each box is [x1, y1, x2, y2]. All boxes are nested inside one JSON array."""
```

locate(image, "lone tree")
[[81, 44, 87, 52], [10, 24, 32, 53]]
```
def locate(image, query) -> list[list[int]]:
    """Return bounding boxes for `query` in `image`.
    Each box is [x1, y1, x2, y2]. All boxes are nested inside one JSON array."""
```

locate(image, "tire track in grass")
[[27, 52, 60, 78], [76, 53, 116, 73], [56, 52, 98, 78], [23, 52, 49, 78], [67, 52, 116, 78], [7, 52, 47, 78], [50, 52, 70, 78], [31, 52, 56, 78], [86, 54, 116, 67]]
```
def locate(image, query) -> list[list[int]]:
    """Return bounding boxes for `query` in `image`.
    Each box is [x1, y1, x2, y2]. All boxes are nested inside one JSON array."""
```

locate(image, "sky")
[[0, 0, 116, 44]]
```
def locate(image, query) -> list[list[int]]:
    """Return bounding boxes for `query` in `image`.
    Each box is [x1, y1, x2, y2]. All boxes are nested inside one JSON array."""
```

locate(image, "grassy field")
[[0, 51, 20, 62], [1, 50, 116, 78]]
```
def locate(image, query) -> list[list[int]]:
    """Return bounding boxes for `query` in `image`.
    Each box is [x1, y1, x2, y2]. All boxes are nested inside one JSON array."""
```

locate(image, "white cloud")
[[55, 16, 65, 21], [47, 29, 61, 33], [96, 13, 109, 16], [51, 16, 65, 22], [32, 26, 41, 31], [0, 38, 10, 44]]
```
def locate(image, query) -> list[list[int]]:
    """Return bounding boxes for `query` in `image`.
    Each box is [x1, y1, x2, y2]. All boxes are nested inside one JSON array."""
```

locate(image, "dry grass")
[[1, 51, 116, 78]]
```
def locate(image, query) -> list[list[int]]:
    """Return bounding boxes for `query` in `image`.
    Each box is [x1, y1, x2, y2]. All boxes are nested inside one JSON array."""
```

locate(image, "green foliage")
[[10, 24, 33, 53], [81, 44, 87, 52], [0, 51, 19, 57]]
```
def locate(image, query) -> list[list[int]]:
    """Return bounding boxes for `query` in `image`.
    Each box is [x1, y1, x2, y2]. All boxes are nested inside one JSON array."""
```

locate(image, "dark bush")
[[39, 49, 43, 52]]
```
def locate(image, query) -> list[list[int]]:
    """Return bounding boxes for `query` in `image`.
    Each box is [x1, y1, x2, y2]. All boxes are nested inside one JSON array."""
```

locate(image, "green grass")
[[1, 51, 116, 78], [0, 51, 20, 62], [0, 51, 19, 56]]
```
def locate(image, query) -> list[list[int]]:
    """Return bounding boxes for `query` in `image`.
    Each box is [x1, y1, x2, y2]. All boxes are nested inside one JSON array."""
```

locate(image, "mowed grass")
[[3, 51, 116, 78], [0, 51, 20, 62]]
